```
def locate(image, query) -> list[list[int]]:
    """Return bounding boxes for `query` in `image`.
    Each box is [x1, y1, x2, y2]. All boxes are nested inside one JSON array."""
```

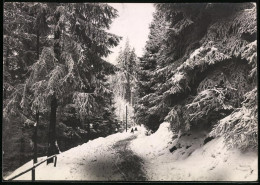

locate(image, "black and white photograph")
[[2, 1, 258, 181]]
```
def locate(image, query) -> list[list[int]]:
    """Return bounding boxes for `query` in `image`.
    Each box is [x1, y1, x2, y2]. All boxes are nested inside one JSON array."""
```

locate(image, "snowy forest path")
[[6, 130, 148, 181], [112, 134, 147, 181]]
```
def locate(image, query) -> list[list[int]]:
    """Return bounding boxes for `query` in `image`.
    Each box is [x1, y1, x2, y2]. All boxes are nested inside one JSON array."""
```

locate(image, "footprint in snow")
[[209, 166, 216, 171]]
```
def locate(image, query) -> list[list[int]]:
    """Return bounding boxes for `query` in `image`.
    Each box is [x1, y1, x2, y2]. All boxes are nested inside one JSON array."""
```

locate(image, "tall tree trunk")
[[47, 11, 61, 164], [47, 93, 58, 164], [125, 72, 131, 103], [19, 127, 25, 166], [33, 29, 40, 164], [86, 118, 91, 140], [53, 12, 61, 63]]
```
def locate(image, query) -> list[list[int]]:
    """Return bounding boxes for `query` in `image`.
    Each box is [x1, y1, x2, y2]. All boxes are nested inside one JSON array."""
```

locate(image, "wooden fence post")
[[54, 156, 57, 167], [32, 168, 35, 181]]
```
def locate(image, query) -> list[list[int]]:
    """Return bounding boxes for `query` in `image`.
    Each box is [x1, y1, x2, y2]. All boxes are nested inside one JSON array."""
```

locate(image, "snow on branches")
[[210, 88, 257, 151]]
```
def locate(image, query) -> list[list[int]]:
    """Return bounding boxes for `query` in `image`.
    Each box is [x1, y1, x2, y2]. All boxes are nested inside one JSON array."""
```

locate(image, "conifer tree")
[[3, 2, 52, 167], [4, 3, 121, 163], [135, 3, 257, 151], [116, 40, 137, 103], [134, 9, 167, 131]]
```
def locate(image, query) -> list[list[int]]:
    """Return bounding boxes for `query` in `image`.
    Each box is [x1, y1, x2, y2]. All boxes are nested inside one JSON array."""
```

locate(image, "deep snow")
[[5, 131, 135, 181], [130, 122, 258, 181], [5, 122, 258, 181]]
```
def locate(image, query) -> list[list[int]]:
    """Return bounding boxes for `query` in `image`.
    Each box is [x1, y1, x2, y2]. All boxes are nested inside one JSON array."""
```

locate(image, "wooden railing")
[[6, 155, 57, 181]]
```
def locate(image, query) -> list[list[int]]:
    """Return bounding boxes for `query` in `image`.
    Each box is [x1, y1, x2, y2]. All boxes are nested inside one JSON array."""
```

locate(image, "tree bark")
[[33, 29, 40, 164], [53, 11, 61, 62], [86, 118, 91, 140], [125, 72, 131, 103], [19, 127, 25, 166], [47, 94, 59, 164], [47, 10, 61, 163]]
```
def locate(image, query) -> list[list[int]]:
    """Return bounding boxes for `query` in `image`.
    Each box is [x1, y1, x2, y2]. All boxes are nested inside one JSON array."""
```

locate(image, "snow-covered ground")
[[130, 122, 258, 181], [5, 122, 258, 181], [5, 131, 135, 181]]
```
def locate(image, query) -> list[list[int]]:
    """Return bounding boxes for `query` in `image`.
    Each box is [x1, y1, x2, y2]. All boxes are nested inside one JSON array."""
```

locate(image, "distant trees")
[[107, 40, 138, 130], [114, 40, 138, 104]]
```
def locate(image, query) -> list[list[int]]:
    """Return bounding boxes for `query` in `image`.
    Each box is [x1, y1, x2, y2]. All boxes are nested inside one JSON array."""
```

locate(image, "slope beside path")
[[130, 122, 258, 181]]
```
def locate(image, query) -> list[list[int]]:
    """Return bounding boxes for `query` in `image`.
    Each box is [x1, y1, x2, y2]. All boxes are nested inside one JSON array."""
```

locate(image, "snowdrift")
[[130, 122, 174, 158], [130, 122, 258, 181]]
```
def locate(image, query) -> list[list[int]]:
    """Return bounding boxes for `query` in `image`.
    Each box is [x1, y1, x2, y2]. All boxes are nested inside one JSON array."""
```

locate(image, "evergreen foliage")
[[3, 2, 120, 173], [108, 41, 138, 129], [134, 10, 167, 131], [135, 3, 257, 150], [114, 40, 138, 104]]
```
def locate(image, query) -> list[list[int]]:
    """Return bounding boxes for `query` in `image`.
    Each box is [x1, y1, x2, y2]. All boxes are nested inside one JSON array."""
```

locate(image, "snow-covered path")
[[5, 129, 146, 181], [113, 135, 146, 181], [5, 123, 257, 181]]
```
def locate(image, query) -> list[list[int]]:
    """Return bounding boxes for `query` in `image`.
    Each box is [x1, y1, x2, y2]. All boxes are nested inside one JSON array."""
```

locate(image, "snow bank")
[[130, 122, 175, 159], [6, 123, 257, 181], [144, 137, 257, 181], [130, 123, 258, 181]]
